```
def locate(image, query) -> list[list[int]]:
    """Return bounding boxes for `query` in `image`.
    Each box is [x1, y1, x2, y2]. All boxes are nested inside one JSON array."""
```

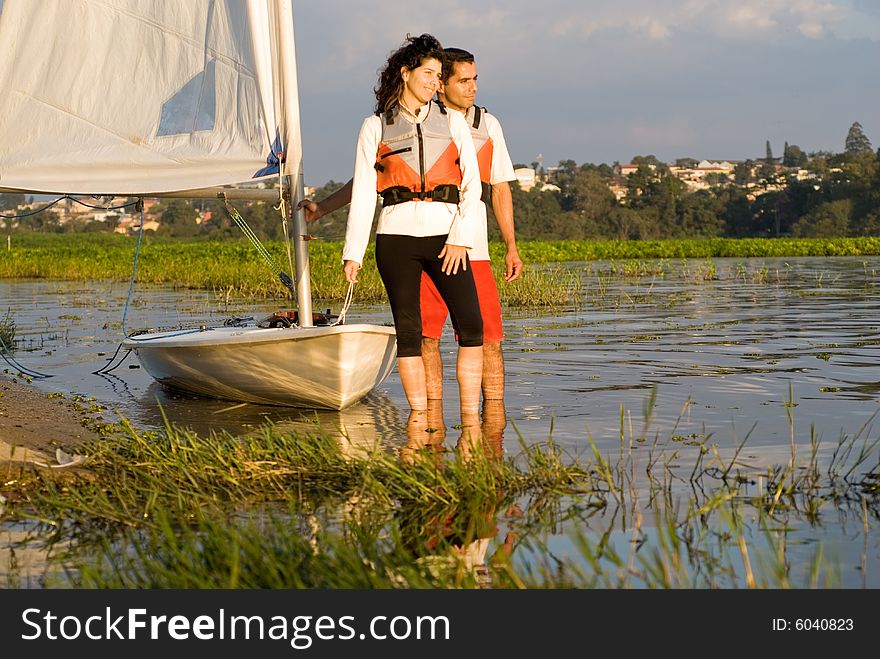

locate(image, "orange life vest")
[[466, 105, 494, 205], [375, 101, 462, 205]]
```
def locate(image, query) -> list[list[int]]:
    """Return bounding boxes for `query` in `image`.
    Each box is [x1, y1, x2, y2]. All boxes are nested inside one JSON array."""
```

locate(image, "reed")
[[3, 235, 879, 306], [0, 308, 14, 351], [3, 397, 877, 590]]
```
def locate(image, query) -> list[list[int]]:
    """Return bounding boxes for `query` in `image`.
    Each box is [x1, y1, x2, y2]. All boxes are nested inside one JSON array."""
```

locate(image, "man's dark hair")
[[442, 47, 474, 83]]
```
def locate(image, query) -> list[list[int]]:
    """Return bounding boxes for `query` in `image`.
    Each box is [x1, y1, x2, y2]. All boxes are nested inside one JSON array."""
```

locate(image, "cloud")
[[549, 0, 850, 42], [852, 0, 880, 16], [798, 21, 827, 38], [289, 0, 878, 183]]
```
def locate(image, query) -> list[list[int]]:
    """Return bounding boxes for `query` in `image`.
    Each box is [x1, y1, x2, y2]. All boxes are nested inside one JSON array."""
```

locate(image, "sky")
[[291, 0, 880, 186]]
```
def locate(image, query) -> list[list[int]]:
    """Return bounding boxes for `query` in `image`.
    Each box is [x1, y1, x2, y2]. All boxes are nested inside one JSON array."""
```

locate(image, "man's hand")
[[504, 246, 524, 282], [296, 199, 323, 223], [438, 244, 469, 276], [343, 259, 361, 283]]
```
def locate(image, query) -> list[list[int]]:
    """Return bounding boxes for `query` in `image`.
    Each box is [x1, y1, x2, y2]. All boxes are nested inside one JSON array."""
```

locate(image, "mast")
[[275, 0, 313, 327]]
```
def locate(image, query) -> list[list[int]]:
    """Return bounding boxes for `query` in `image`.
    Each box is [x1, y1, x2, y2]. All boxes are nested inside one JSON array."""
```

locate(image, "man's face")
[[440, 61, 477, 112]]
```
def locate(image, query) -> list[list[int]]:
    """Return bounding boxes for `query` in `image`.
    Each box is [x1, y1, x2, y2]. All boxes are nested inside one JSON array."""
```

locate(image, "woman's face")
[[401, 57, 442, 108]]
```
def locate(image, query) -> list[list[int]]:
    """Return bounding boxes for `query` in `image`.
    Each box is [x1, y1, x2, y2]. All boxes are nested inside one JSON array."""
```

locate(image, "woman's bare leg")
[[457, 345, 483, 417], [397, 356, 427, 411]]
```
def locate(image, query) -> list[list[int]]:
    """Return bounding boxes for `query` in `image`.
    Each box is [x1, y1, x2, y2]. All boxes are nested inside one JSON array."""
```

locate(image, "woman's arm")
[[341, 117, 381, 267], [441, 111, 481, 275]]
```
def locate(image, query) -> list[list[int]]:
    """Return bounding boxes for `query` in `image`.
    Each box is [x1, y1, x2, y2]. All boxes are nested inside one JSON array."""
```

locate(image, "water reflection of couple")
[[403, 399, 503, 462], [401, 399, 521, 585]]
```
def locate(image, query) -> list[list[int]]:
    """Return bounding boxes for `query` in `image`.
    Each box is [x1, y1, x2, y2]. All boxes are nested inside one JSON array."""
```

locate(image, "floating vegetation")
[[4, 234, 880, 306]]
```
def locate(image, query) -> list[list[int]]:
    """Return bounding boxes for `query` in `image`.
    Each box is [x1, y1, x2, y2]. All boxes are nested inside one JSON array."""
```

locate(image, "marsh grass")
[[0, 308, 14, 351], [3, 235, 878, 309], [3, 393, 878, 589]]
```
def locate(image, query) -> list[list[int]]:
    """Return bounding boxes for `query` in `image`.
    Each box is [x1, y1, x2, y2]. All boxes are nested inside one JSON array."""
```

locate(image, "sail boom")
[[0, 186, 281, 202]]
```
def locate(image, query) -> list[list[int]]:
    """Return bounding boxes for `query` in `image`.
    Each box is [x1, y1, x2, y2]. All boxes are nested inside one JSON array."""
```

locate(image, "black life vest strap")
[[472, 105, 482, 129], [380, 185, 460, 207], [481, 181, 491, 205]]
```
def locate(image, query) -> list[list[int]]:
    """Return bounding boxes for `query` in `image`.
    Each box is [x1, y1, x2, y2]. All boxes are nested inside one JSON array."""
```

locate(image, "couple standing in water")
[[300, 33, 522, 455]]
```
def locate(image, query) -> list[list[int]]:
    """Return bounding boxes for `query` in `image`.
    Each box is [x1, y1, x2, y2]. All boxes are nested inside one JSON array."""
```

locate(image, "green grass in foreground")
[[3, 399, 877, 589], [2, 234, 879, 306]]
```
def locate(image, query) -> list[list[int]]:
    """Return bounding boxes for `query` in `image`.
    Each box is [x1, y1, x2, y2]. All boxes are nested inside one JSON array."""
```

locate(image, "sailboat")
[[0, 0, 397, 410]]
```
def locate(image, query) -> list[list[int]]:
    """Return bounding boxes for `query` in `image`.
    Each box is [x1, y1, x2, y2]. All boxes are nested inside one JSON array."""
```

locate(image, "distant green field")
[[2, 233, 879, 305]]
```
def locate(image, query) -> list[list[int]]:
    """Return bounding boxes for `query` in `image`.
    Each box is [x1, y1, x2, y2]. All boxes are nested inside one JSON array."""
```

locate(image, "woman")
[[342, 33, 484, 420]]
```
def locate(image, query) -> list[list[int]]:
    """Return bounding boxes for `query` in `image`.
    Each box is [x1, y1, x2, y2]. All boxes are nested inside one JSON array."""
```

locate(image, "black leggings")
[[375, 234, 483, 357]]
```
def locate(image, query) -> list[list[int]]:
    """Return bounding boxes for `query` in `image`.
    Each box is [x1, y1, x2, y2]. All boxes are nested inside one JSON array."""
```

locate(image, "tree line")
[[2, 122, 877, 242], [503, 121, 878, 242], [274, 121, 880, 243]]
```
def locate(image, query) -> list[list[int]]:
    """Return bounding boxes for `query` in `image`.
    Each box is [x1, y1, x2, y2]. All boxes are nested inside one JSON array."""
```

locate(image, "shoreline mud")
[[0, 376, 101, 468]]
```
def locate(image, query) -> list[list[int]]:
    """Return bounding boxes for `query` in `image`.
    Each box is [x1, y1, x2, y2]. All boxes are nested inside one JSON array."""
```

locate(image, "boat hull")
[[122, 323, 398, 410]]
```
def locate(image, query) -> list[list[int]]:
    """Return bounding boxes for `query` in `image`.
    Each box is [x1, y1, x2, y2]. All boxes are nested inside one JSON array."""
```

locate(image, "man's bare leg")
[[402, 399, 445, 464], [425, 398, 446, 442], [421, 337, 443, 400], [481, 398, 507, 460], [481, 341, 505, 401]]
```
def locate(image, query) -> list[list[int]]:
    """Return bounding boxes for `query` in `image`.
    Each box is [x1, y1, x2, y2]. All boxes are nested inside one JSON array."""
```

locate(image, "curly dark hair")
[[374, 33, 444, 115]]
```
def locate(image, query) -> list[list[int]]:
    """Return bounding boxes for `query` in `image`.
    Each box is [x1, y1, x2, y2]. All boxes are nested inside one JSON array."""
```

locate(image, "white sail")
[[0, 0, 398, 410], [0, 0, 295, 196]]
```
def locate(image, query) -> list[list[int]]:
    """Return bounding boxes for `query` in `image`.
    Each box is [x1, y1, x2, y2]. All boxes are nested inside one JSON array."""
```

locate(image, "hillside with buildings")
[[2, 123, 876, 243]]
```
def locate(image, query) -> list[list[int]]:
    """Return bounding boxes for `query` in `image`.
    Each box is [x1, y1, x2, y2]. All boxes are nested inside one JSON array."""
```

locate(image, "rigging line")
[[122, 199, 146, 337], [274, 116, 295, 302], [330, 281, 355, 326], [231, 216, 276, 266], [278, 183, 297, 303], [66, 197, 139, 211], [224, 199, 278, 267], [0, 196, 67, 219], [124, 328, 204, 341], [0, 334, 53, 379], [222, 198, 295, 294], [0, 195, 138, 219], [91, 340, 132, 375], [97, 348, 132, 374]]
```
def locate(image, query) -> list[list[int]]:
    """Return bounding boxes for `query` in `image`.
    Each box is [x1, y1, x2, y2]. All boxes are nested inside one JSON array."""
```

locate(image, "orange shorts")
[[420, 260, 503, 343]]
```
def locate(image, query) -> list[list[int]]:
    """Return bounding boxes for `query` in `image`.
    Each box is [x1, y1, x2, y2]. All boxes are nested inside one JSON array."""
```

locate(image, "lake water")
[[4, 256, 879, 452], [2, 255, 879, 586]]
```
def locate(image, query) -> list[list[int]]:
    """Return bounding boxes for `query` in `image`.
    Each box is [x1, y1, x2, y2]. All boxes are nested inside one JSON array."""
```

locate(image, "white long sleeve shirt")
[[467, 111, 516, 261], [342, 103, 482, 265]]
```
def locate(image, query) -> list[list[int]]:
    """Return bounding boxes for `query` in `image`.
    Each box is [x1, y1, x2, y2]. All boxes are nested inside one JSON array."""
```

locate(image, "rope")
[[0, 333, 53, 379], [329, 281, 355, 326], [121, 200, 145, 337], [124, 328, 206, 341], [222, 198, 295, 295], [91, 342, 132, 375], [276, 191, 297, 301], [0, 195, 139, 219]]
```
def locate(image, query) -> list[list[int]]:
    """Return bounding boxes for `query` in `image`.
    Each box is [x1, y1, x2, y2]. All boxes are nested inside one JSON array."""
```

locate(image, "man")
[[299, 47, 522, 403]]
